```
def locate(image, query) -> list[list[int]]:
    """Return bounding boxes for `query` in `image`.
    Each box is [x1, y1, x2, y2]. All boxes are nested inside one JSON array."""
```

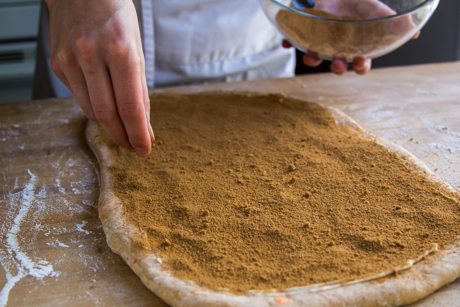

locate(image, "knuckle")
[[138, 53, 145, 67], [118, 101, 142, 119], [106, 37, 131, 60], [50, 59, 67, 82], [106, 39, 143, 69], [93, 106, 116, 124], [81, 107, 96, 121], [74, 35, 95, 62], [49, 57, 62, 75], [54, 47, 73, 68], [131, 52, 142, 66]]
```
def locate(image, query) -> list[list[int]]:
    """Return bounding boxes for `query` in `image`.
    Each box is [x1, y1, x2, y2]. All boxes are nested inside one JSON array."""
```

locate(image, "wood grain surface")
[[0, 62, 459, 306]]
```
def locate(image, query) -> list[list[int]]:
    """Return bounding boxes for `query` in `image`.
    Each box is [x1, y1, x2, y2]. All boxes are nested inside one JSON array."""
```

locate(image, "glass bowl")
[[259, 0, 440, 61]]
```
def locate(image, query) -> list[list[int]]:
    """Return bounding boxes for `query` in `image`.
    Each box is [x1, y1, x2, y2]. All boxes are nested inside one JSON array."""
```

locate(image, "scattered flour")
[[55, 179, 66, 194], [415, 88, 430, 94], [56, 240, 69, 248], [0, 171, 58, 307], [428, 143, 458, 154], [76, 221, 91, 235], [0, 103, 134, 306]]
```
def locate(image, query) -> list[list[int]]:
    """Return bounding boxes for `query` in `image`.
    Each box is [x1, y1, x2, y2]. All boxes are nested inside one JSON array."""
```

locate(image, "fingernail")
[[354, 60, 365, 68], [331, 67, 344, 75], [149, 124, 155, 142], [355, 65, 366, 73], [281, 39, 292, 48], [136, 148, 147, 158], [358, 62, 370, 73]]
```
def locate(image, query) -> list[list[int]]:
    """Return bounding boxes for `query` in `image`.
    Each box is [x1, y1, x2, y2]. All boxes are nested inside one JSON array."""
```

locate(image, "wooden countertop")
[[0, 62, 459, 306]]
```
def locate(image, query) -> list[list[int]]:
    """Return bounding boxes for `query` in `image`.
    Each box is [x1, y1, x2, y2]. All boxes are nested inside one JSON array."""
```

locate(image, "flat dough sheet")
[[86, 91, 460, 307]]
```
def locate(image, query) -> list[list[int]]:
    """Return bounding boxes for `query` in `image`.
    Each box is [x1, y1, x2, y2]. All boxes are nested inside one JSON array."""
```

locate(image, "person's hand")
[[315, 0, 419, 36], [284, 0, 419, 75], [313, 0, 395, 19], [44, 0, 154, 157], [282, 39, 372, 75]]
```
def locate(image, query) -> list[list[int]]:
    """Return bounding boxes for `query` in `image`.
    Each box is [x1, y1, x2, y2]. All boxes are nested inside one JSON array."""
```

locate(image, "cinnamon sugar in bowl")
[[259, 0, 439, 61]]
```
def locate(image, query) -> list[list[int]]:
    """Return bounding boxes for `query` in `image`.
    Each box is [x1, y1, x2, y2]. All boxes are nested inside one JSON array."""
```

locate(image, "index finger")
[[108, 44, 151, 158]]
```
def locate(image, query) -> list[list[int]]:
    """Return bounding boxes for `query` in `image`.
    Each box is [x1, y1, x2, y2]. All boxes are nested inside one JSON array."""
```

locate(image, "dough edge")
[[85, 91, 460, 307]]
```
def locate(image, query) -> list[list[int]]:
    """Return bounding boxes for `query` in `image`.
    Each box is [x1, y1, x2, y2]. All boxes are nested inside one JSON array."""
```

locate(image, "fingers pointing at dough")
[[45, 0, 151, 157]]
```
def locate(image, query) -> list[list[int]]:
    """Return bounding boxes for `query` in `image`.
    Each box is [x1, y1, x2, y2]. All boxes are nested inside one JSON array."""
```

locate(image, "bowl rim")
[[266, 0, 439, 22]]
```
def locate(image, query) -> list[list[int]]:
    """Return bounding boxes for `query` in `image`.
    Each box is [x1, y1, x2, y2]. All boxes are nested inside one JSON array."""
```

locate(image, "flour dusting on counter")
[[0, 101, 141, 306], [76, 221, 92, 235], [0, 64, 457, 305], [0, 170, 58, 307]]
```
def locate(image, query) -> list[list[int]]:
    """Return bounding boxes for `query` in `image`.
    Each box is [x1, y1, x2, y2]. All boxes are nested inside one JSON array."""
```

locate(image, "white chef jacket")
[[34, 0, 295, 98]]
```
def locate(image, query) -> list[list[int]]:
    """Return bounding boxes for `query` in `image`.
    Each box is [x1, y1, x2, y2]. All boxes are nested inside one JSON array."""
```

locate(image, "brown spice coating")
[[103, 92, 460, 294], [275, 8, 400, 58]]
